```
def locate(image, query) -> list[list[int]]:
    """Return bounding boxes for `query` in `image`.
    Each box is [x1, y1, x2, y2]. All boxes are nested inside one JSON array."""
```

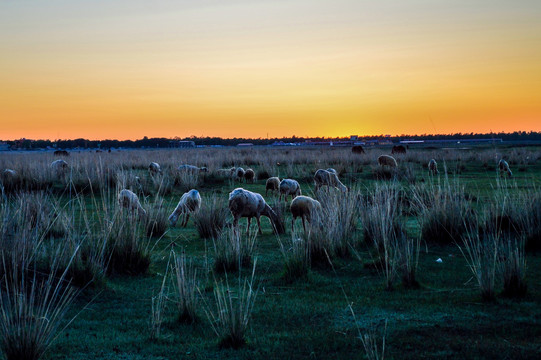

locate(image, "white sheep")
[[314, 169, 347, 192], [265, 177, 280, 196], [148, 162, 161, 175], [168, 189, 202, 227], [498, 159, 513, 177], [290, 195, 322, 234], [177, 164, 208, 173], [118, 189, 147, 216], [234, 167, 245, 182], [377, 155, 397, 168], [228, 188, 280, 235], [279, 179, 302, 201], [428, 159, 438, 175], [50, 159, 69, 175], [244, 168, 255, 183]]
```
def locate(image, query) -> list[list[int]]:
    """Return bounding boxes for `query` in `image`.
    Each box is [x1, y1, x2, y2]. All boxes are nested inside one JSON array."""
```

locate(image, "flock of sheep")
[[2, 152, 514, 237]]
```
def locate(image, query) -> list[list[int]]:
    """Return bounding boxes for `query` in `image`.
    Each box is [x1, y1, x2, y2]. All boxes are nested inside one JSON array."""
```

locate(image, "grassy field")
[[1, 145, 540, 359]]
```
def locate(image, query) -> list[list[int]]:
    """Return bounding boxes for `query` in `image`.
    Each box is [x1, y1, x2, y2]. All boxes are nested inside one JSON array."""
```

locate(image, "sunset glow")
[[1, 0, 540, 140]]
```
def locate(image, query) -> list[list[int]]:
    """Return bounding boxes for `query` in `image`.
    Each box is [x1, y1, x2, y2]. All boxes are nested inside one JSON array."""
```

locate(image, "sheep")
[[177, 164, 208, 173], [118, 189, 146, 216], [53, 150, 69, 156], [428, 159, 439, 175], [3, 169, 16, 177], [391, 145, 406, 154], [352, 145, 365, 154], [50, 159, 69, 174], [279, 179, 302, 201], [265, 177, 280, 196], [377, 155, 397, 168], [234, 167, 245, 182], [244, 168, 255, 183], [290, 195, 322, 234], [148, 162, 161, 175], [228, 188, 280, 235], [168, 189, 202, 227], [314, 169, 347, 192], [498, 159, 513, 177]]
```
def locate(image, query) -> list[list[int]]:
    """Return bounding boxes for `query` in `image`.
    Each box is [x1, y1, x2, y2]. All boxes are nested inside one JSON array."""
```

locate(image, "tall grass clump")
[[144, 197, 169, 238], [459, 221, 499, 302], [202, 263, 258, 349], [314, 189, 359, 258], [360, 184, 415, 290], [278, 234, 310, 283], [499, 236, 527, 298], [172, 250, 199, 323], [213, 228, 257, 273], [411, 178, 472, 245], [171, 169, 200, 192], [0, 254, 80, 360], [149, 262, 168, 340], [193, 195, 228, 239], [105, 210, 152, 276]]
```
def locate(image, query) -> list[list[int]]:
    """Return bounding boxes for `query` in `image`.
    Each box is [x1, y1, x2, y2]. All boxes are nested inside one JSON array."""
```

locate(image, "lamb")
[[118, 189, 147, 216], [168, 189, 202, 227], [428, 159, 438, 175], [290, 195, 322, 234], [148, 162, 161, 175], [228, 188, 280, 235], [244, 168, 255, 183], [177, 164, 208, 173], [265, 177, 280, 196], [50, 159, 69, 174], [234, 167, 245, 182], [377, 155, 397, 168], [498, 159, 513, 177], [314, 169, 347, 192], [279, 179, 302, 201]]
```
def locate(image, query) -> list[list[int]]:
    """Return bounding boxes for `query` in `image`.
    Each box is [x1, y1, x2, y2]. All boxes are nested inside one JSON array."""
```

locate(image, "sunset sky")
[[1, 0, 540, 140]]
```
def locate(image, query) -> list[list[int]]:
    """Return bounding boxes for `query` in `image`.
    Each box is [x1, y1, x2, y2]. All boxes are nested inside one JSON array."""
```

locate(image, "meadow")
[[1, 145, 540, 359]]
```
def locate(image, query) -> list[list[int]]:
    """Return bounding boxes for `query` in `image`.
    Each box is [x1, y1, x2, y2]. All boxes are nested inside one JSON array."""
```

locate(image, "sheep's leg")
[[266, 189, 268, 196], [246, 217, 251, 235], [182, 214, 190, 227], [256, 216, 262, 235], [301, 216, 307, 234], [291, 217, 295, 233]]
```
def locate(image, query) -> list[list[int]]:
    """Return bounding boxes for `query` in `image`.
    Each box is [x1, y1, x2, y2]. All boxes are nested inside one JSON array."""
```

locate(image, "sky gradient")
[[1, 0, 540, 140]]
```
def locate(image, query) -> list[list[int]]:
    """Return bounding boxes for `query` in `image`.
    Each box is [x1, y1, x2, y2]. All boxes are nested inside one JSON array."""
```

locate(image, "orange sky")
[[1, 1, 540, 140]]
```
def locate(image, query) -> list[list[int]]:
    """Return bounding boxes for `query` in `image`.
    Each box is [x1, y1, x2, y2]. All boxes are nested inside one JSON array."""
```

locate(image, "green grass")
[[1, 146, 541, 359]]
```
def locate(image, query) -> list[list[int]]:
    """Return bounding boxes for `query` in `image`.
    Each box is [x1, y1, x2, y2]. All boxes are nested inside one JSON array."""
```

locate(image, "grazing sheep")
[[265, 177, 280, 196], [148, 162, 161, 175], [244, 168, 255, 183], [498, 159, 513, 177], [314, 169, 347, 192], [391, 145, 406, 154], [352, 145, 365, 154], [290, 195, 322, 234], [428, 159, 439, 175], [50, 159, 69, 174], [177, 164, 208, 173], [168, 189, 202, 227], [235, 167, 245, 182], [377, 155, 397, 168], [228, 188, 280, 235], [118, 189, 146, 216], [53, 150, 69, 156], [279, 179, 302, 201], [3, 169, 16, 177]]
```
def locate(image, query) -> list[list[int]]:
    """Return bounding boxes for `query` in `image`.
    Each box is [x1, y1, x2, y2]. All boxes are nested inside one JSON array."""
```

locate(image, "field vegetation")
[[1, 145, 540, 359]]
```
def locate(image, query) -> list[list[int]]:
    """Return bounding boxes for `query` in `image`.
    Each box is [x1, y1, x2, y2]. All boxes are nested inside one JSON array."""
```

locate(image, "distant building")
[[237, 143, 254, 147], [171, 140, 195, 148], [0, 142, 9, 151]]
